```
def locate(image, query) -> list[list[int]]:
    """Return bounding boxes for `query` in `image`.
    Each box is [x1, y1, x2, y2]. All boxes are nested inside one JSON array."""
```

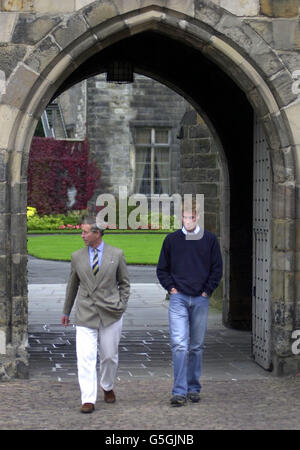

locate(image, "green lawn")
[[27, 233, 167, 265]]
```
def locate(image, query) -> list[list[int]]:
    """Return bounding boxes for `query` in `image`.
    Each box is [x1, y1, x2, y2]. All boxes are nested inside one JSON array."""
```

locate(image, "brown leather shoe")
[[103, 389, 116, 403], [80, 403, 95, 413]]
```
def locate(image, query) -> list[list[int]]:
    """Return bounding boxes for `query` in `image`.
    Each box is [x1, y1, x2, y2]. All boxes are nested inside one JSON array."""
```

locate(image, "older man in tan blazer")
[[61, 216, 130, 414]]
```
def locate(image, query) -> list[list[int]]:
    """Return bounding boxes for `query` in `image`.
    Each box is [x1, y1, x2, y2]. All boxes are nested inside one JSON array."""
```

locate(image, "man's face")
[[182, 210, 198, 232], [81, 224, 101, 248]]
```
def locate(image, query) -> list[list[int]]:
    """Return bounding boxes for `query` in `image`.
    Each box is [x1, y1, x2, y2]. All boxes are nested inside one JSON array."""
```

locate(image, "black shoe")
[[187, 392, 200, 403], [170, 395, 187, 407]]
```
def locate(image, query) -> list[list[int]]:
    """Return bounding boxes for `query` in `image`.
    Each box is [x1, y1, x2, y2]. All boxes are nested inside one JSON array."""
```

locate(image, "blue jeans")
[[168, 292, 209, 397]]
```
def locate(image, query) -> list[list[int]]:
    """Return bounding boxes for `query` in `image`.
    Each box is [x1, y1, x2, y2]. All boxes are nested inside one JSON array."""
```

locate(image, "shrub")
[[27, 206, 37, 218], [28, 137, 101, 216], [27, 210, 87, 231]]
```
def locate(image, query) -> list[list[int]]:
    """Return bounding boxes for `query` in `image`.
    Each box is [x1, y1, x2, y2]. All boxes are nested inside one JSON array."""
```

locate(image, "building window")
[[135, 128, 171, 194]]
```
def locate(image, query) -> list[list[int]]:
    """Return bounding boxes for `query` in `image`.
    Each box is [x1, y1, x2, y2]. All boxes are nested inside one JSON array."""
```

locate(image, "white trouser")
[[76, 317, 123, 404]]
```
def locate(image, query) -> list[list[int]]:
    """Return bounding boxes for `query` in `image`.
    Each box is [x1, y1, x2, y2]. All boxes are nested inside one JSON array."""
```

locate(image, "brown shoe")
[[80, 403, 95, 414], [103, 389, 116, 403]]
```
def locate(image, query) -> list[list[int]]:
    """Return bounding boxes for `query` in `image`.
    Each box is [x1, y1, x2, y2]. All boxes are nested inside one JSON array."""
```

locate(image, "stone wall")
[[86, 73, 185, 200], [0, 0, 299, 17], [58, 81, 87, 140]]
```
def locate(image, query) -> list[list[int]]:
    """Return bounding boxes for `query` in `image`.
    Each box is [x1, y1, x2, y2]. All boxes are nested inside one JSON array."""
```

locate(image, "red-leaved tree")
[[28, 137, 101, 215]]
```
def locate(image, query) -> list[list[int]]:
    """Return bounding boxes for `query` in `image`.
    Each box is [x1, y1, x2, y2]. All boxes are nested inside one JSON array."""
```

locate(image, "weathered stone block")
[[11, 214, 27, 254], [272, 354, 300, 376], [272, 326, 294, 357], [11, 295, 27, 325], [0, 105, 19, 149], [181, 168, 193, 182], [247, 87, 270, 118], [296, 219, 300, 250], [0, 151, 7, 182], [93, 19, 130, 44], [0, 182, 9, 214], [194, 139, 211, 154], [273, 19, 297, 50], [0, 13, 18, 42], [272, 249, 295, 271], [82, 1, 118, 29], [34, 0, 75, 13], [285, 271, 296, 301], [195, 183, 218, 197], [273, 219, 295, 251], [204, 197, 220, 213], [0, 44, 27, 80], [166, 0, 195, 16], [193, 154, 217, 168], [216, 15, 285, 77], [195, 0, 223, 28], [189, 124, 211, 139], [193, 168, 220, 182], [252, 49, 284, 77], [272, 300, 295, 327], [12, 14, 61, 45], [1, 0, 34, 11], [269, 70, 298, 108], [24, 35, 61, 75], [220, 0, 260, 16], [260, 0, 299, 18], [66, 31, 99, 66], [282, 103, 300, 146], [270, 149, 288, 184], [272, 182, 296, 219], [52, 13, 89, 50], [204, 212, 218, 234], [76, 0, 94, 10], [181, 182, 197, 194], [180, 141, 192, 155], [272, 269, 284, 301], [2, 63, 39, 110], [181, 155, 193, 168]]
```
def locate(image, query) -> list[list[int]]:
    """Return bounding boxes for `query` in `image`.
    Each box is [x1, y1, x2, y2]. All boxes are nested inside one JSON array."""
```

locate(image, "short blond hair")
[[181, 198, 198, 214]]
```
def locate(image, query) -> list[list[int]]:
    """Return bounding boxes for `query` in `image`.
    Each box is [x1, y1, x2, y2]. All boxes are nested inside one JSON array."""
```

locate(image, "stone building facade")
[[0, 0, 300, 379], [86, 73, 185, 198]]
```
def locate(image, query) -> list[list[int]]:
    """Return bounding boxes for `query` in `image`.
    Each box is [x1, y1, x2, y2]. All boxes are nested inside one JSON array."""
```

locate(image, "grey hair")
[[81, 215, 104, 236]]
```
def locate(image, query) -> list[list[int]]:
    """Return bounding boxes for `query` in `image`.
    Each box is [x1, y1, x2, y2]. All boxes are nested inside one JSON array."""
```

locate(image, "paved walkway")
[[0, 257, 299, 430]]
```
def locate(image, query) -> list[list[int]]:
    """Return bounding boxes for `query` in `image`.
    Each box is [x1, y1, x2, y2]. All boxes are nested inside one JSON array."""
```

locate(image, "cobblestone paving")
[[28, 325, 173, 381], [0, 376, 300, 430], [0, 260, 299, 431]]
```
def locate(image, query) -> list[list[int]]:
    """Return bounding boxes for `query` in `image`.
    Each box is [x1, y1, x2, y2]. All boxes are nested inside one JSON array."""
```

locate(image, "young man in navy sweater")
[[156, 199, 223, 406]]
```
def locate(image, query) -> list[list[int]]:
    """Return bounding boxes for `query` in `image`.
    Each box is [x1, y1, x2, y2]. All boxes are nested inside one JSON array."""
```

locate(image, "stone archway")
[[0, 1, 299, 379]]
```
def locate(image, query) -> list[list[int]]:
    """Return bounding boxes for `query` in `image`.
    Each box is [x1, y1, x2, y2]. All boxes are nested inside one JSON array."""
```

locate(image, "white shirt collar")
[[182, 225, 201, 235], [90, 241, 104, 252]]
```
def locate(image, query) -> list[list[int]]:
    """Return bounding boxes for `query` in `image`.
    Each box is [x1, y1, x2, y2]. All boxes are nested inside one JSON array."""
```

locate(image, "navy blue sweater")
[[156, 229, 223, 297]]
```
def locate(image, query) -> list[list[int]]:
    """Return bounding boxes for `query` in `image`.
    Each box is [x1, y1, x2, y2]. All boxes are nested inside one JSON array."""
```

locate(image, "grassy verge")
[[27, 233, 167, 264]]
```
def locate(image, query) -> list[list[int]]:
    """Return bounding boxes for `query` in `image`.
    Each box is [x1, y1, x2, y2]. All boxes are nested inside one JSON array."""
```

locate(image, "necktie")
[[92, 248, 99, 276]]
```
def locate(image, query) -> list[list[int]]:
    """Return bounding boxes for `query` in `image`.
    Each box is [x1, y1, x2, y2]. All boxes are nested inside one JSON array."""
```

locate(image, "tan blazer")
[[63, 243, 130, 328]]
